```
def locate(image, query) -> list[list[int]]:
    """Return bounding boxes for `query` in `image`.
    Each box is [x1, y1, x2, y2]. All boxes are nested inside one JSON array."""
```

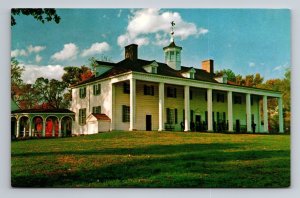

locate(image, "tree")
[[18, 84, 39, 109], [11, 58, 24, 86], [245, 75, 254, 87], [11, 8, 60, 26], [215, 69, 236, 82], [253, 73, 264, 87], [235, 74, 244, 86], [33, 77, 68, 109], [62, 66, 93, 86], [11, 58, 25, 105]]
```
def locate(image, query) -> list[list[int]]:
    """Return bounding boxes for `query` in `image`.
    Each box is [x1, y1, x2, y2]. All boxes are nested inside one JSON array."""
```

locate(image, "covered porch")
[[11, 109, 75, 139]]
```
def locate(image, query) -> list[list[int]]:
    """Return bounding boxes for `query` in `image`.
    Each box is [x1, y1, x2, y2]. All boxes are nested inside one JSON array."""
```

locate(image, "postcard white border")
[[1, 1, 299, 198]]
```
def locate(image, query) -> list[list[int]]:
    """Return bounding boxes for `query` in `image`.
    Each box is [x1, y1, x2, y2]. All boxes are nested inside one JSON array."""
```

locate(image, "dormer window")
[[143, 61, 159, 74], [190, 72, 195, 79], [151, 67, 157, 74], [181, 68, 196, 79]]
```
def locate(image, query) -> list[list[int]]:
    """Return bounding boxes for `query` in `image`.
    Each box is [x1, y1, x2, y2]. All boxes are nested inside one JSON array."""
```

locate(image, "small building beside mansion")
[[70, 40, 284, 135]]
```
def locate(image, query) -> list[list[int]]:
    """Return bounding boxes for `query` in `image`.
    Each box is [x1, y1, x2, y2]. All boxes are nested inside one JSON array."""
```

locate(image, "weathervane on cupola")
[[163, 21, 182, 70], [170, 21, 175, 42]]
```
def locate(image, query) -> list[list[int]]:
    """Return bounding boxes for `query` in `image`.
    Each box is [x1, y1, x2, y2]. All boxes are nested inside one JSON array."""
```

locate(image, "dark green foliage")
[[11, 8, 60, 26], [33, 77, 68, 109], [215, 69, 236, 82]]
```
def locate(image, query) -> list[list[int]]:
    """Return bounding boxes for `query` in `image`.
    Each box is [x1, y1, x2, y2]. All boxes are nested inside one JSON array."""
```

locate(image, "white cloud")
[[118, 34, 149, 47], [11, 45, 46, 58], [249, 62, 256, 67], [273, 66, 282, 71], [153, 33, 169, 46], [273, 62, 289, 71], [51, 43, 78, 61], [27, 45, 46, 54], [199, 28, 209, 35], [81, 42, 111, 57], [11, 49, 28, 57], [21, 64, 65, 84], [117, 9, 209, 47], [35, 54, 42, 63]]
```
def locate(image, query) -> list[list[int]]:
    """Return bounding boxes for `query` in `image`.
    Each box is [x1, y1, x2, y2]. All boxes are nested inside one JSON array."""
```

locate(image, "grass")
[[11, 131, 290, 188]]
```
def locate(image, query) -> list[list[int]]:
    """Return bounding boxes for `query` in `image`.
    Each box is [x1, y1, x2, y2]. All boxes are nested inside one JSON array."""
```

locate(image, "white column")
[[258, 97, 262, 132], [16, 118, 20, 138], [110, 83, 116, 131], [58, 119, 62, 137], [207, 88, 213, 131], [72, 120, 75, 136], [246, 93, 252, 132], [129, 78, 136, 131], [52, 119, 55, 137], [28, 118, 32, 137], [42, 117, 46, 137], [23, 122, 26, 138], [158, 82, 165, 131], [227, 91, 233, 132], [278, 97, 284, 133], [184, 85, 190, 131], [263, 95, 269, 133]]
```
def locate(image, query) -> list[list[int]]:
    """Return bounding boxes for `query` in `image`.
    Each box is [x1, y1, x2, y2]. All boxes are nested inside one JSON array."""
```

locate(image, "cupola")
[[163, 21, 182, 70]]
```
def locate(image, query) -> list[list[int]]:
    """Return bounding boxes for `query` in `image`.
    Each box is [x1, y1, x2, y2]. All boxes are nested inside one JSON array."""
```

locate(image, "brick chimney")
[[125, 44, 138, 61], [202, 59, 214, 76]]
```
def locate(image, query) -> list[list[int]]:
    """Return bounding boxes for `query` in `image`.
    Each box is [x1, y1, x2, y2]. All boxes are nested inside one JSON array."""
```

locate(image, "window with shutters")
[[92, 106, 101, 114], [79, 87, 86, 99], [93, 84, 101, 95], [166, 108, 175, 124], [217, 93, 225, 103], [79, 108, 86, 125], [234, 96, 242, 104], [123, 83, 130, 94], [122, 105, 130, 122], [190, 110, 194, 122], [144, 85, 154, 96], [174, 108, 178, 124], [167, 87, 177, 98]]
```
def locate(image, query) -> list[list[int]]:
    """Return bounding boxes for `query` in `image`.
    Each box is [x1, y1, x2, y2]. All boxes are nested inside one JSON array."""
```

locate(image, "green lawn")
[[11, 131, 290, 188]]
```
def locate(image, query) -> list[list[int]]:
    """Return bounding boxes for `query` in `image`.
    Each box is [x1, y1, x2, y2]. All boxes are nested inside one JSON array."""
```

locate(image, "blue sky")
[[11, 9, 290, 83]]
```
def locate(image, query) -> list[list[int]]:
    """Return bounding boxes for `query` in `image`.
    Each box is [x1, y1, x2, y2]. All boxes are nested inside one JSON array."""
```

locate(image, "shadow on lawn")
[[12, 143, 244, 157], [11, 143, 290, 188]]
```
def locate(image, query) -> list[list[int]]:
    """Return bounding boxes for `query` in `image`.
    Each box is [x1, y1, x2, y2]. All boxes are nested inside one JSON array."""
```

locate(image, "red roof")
[[227, 80, 237, 85], [91, 113, 111, 121]]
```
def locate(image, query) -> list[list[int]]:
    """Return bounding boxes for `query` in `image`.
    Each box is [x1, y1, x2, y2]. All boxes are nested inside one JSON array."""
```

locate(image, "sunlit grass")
[[11, 131, 290, 187]]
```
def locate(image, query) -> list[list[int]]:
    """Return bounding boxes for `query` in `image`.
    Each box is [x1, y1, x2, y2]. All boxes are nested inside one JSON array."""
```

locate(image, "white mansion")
[[70, 40, 284, 135]]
